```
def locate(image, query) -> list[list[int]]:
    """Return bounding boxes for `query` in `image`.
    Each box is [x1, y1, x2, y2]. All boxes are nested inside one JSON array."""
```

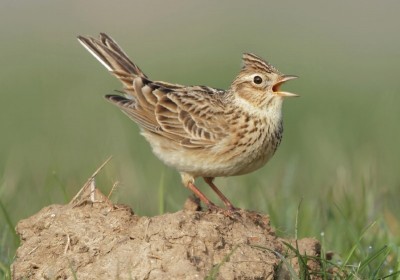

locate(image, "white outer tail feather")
[[78, 38, 112, 71]]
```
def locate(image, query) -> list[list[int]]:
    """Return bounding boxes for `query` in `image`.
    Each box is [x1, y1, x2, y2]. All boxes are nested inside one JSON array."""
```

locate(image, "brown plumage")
[[78, 33, 298, 210]]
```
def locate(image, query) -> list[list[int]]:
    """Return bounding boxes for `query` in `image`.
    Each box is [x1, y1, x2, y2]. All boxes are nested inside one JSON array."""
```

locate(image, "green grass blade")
[[0, 264, 11, 280], [0, 199, 19, 248], [52, 171, 69, 203], [67, 258, 78, 280], [367, 246, 390, 278], [251, 244, 300, 280], [205, 245, 239, 280], [341, 221, 377, 269], [295, 198, 303, 240], [379, 270, 400, 280], [158, 170, 165, 215], [282, 241, 311, 280]]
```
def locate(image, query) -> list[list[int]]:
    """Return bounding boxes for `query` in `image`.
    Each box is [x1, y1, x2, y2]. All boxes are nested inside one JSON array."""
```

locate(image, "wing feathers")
[[79, 33, 228, 149], [105, 94, 159, 132]]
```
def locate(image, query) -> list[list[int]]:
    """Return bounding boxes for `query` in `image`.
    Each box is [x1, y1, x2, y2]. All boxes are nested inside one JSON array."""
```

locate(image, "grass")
[[2, 165, 399, 280], [249, 238, 399, 279], [205, 245, 239, 280], [1, 1, 400, 278]]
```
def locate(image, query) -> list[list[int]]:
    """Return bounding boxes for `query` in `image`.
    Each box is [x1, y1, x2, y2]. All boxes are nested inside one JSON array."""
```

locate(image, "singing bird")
[[78, 33, 298, 210]]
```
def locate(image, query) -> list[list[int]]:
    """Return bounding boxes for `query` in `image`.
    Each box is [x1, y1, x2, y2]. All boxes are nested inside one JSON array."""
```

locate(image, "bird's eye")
[[253, 75, 263, 84]]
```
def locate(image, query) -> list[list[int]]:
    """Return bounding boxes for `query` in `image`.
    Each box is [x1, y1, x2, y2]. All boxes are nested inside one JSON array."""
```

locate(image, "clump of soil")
[[12, 174, 321, 279]]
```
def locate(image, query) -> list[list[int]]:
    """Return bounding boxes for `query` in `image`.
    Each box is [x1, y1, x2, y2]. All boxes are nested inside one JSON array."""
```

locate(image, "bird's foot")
[[206, 202, 222, 212]]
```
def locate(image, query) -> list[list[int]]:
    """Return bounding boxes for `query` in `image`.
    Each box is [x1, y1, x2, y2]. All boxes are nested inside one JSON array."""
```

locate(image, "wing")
[[78, 33, 228, 148], [106, 78, 229, 149]]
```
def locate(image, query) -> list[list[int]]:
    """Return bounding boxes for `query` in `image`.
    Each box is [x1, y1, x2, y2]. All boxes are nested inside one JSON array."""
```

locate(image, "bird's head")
[[230, 53, 298, 111]]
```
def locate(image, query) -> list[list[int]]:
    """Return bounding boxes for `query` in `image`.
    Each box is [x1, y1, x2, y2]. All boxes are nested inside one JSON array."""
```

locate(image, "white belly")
[[143, 122, 282, 179]]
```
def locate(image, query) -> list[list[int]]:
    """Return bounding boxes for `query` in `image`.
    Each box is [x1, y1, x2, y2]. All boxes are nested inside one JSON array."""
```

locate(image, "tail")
[[77, 33, 147, 79]]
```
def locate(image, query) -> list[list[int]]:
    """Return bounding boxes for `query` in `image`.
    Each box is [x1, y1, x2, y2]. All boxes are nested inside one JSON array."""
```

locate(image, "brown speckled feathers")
[[78, 33, 297, 210]]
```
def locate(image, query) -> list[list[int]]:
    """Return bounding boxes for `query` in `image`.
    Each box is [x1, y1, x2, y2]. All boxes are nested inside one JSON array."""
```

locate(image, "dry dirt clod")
[[12, 176, 321, 279]]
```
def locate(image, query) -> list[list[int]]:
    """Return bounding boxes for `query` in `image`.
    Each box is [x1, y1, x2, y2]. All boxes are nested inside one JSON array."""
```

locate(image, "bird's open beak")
[[273, 75, 299, 97]]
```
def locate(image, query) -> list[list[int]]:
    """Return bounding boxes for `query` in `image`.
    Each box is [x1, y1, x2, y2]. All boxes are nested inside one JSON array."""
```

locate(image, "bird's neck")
[[232, 95, 283, 123]]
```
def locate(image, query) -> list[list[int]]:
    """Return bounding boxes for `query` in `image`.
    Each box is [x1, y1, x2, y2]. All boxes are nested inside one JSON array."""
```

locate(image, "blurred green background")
[[1, 0, 400, 275]]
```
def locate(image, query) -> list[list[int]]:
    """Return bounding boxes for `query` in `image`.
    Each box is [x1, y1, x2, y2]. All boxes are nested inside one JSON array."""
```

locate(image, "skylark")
[[78, 33, 298, 210]]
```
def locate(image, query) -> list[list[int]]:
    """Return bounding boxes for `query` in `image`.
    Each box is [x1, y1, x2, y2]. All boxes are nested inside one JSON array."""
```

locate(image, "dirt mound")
[[12, 174, 321, 279]]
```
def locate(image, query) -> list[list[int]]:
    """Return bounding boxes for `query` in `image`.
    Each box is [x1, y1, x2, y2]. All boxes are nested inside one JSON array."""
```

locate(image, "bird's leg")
[[186, 182, 218, 210], [181, 173, 218, 210], [203, 177, 238, 211]]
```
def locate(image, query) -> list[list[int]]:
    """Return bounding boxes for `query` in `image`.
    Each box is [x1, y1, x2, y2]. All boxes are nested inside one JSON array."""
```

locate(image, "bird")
[[77, 33, 298, 211]]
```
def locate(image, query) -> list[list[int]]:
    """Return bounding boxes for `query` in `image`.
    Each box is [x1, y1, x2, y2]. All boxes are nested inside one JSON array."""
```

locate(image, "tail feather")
[[77, 33, 147, 78]]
